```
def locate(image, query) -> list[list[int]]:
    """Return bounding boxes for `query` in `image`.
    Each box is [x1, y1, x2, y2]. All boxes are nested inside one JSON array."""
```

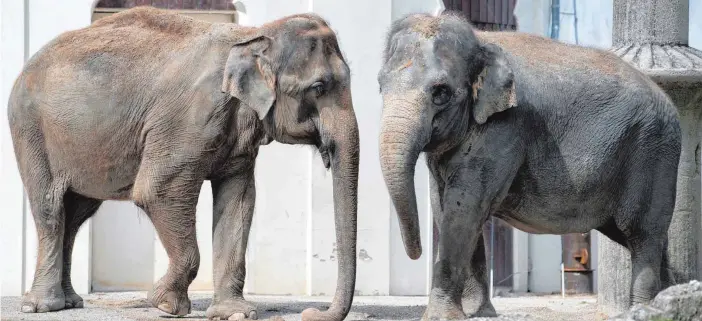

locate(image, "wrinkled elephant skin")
[[378, 13, 681, 320], [8, 7, 359, 321]]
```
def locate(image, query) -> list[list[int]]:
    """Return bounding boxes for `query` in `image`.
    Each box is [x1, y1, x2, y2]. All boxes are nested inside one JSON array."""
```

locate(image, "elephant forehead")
[[381, 40, 454, 90]]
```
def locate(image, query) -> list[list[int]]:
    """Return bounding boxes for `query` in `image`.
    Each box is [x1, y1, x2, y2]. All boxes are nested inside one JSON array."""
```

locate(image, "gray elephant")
[[8, 7, 358, 321], [378, 13, 681, 320]]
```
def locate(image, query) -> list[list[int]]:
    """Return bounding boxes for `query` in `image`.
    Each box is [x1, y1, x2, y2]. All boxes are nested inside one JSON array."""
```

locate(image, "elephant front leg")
[[426, 207, 484, 320], [424, 158, 510, 320], [206, 172, 258, 320], [461, 233, 497, 317]]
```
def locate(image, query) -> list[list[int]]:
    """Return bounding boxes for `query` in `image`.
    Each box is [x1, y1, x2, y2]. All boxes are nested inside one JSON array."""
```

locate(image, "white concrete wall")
[[1, 0, 98, 297], [1, 0, 29, 298]]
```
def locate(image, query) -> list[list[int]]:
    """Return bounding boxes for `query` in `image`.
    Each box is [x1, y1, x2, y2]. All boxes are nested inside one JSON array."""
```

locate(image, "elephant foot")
[[462, 298, 496, 318], [63, 290, 84, 309], [148, 282, 191, 316], [422, 300, 466, 320], [206, 297, 258, 320], [21, 285, 66, 313], [465, 304, 497, 318]]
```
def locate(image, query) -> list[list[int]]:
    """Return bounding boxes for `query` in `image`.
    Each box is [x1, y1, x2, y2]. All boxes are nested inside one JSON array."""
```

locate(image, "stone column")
[[598, 0, 702, 318]]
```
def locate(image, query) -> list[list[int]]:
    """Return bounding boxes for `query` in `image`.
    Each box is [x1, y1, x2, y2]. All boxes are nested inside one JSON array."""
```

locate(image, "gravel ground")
[[1, 292, 597, 321]]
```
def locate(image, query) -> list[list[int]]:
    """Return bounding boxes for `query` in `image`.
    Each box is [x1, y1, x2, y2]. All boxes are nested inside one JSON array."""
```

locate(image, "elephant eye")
[[431, 84, 452, 106], [311, 81, 326, 98]]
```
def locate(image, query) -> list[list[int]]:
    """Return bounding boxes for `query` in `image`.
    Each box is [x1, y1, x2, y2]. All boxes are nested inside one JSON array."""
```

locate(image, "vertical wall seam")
[[20, 0, 30, 295], [305, 0, 314, 295], [306, 149, 313, 295], [425, 177, 432, 296]]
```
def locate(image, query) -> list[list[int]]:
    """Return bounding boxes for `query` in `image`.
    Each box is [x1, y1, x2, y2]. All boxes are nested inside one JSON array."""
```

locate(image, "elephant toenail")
[[21, 305, 36, 313], [228, 312, 246, 321], [158, 302, 173, 314]]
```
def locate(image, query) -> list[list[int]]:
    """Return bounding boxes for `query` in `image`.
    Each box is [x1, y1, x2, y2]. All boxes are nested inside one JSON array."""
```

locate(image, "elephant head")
[[377, 13, 516, 260], [222, 15, 359, 321]]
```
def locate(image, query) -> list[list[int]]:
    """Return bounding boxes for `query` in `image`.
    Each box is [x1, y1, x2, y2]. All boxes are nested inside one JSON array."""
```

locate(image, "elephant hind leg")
[[62, 192, 102, 309], [614, 156, 676, 306], [131, 144, 203, 316], [14, 130, 70, 313]]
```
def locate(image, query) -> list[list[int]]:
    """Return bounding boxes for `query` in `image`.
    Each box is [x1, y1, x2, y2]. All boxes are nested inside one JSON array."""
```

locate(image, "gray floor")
[[1, 292, 597, 321]]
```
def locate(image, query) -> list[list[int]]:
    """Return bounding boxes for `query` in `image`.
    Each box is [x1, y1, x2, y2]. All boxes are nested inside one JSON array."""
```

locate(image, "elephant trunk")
[[379, 94, 428, 260], [302, 95, 359, 321]]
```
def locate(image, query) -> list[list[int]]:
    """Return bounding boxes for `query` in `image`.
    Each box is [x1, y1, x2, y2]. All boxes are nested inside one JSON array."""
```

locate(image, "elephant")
[[8, 7, 358, 321], [377, 13, 681, 320]]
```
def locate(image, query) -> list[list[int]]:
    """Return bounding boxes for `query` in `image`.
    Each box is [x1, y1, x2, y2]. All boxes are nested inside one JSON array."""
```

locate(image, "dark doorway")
[[95, 0, 235, 10], [442, 0, 517, 31]]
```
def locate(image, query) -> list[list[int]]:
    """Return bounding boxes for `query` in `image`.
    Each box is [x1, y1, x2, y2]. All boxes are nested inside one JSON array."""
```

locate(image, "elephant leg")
[[628, 235, 664, 304], [425, 211, 482, 320], [619, 155, 675, 306], [206, 172, 257, 320], [20, 170, 69, 313], [143, 198, 200, 316], [61, 191, 102, 309], [461, 233, 497, 317], [133, 161, 202, 316]]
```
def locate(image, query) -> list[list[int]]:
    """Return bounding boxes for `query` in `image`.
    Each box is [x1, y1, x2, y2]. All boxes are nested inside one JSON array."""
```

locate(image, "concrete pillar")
[[598, 0, 702, 318]]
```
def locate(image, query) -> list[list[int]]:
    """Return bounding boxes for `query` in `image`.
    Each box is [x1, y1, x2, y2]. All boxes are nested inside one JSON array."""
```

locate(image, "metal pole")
[[550, 0, 560, 39], [489, 216, 495, 298], [572, 0, 579, 44], [561, 263, 566, 298]]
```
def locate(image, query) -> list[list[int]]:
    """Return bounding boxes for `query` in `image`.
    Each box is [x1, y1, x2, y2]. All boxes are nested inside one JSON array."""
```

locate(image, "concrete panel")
[[528, 234, 562, 294], [512, 229, 529, 293], [513, 0, 550, 36], [247, 144, 310, 295], [591, 231, 599, 294], [0, 0, 27, 297], [92, 202, 154, 291], [308, 148, 336, 296], [693, 0, 702, 50]]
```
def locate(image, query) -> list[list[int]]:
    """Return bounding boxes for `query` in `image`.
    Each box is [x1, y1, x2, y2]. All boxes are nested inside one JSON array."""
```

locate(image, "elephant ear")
[[471, 43, 517, 125], [222, 35, 276, 120]]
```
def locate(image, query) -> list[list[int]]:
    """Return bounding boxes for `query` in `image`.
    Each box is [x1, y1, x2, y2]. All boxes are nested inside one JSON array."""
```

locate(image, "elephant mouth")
[[316, 141, 332, 169], [320, 147, 332, 169]]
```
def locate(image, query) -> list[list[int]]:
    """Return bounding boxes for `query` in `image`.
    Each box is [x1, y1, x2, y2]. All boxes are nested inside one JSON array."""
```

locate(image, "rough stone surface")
[[607, 280, 702, 321], [598, 0, 702, 318], [1, 292, 598, 321], [611, 44, 702, 84], [613, 0, 689, 46]]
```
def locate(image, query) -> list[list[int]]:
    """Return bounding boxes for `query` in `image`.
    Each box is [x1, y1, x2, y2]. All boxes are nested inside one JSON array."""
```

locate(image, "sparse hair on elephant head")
[[221, 35, 278, 120], [377, 12, 518, 260]]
